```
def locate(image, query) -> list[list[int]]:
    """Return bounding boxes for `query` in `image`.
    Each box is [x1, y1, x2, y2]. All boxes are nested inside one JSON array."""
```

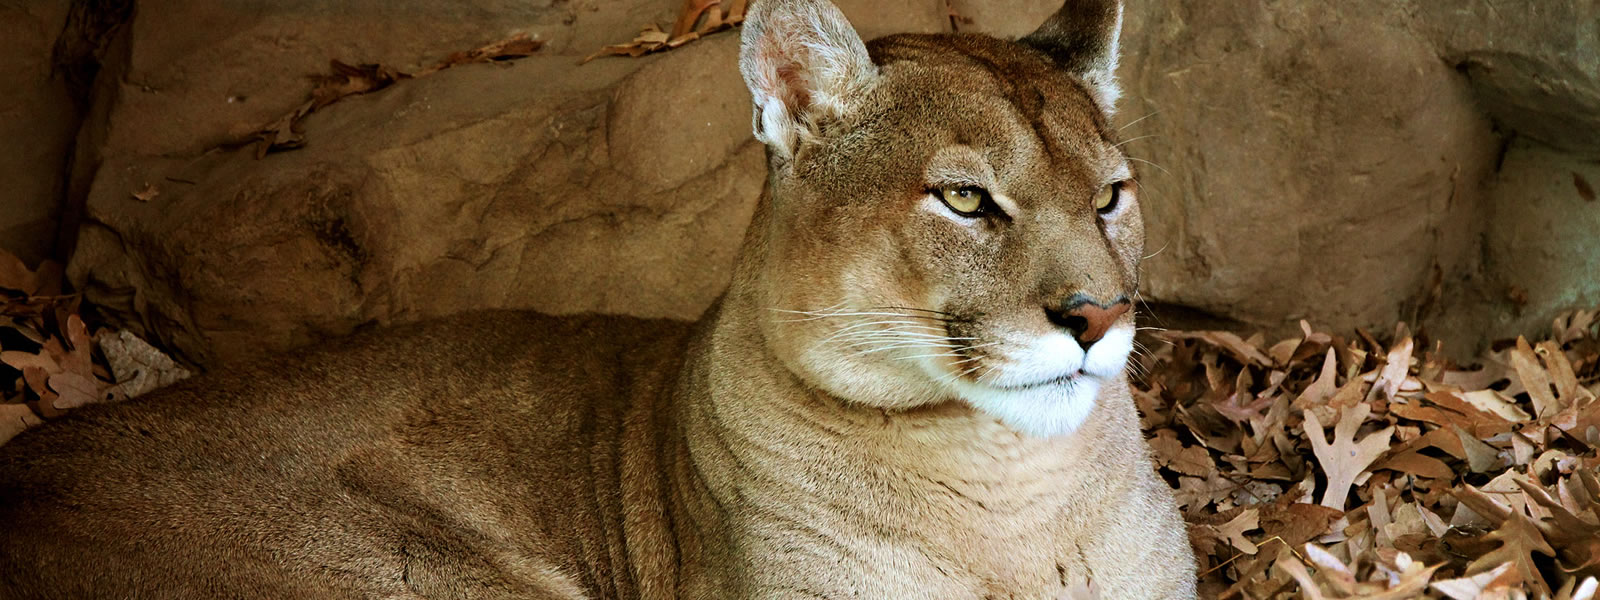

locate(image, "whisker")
[[867, 306, 962, 319], [848, 342, 954, 357], [819, 320, 944, 338], [1117, 110, 1159, 132], [1124, 156, 1171, 176], [1142, 242, 1170, 260]]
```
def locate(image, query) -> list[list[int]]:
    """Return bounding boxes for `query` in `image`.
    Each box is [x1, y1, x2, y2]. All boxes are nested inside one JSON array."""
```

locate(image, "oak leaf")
[[1304, 402, 1394, 509], [1466, 512, 1557, 595]]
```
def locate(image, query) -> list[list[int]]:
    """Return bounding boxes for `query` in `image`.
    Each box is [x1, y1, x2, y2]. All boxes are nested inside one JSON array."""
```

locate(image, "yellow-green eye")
[[938, 185, 988, 216], [1094, 183, 1120, 214]]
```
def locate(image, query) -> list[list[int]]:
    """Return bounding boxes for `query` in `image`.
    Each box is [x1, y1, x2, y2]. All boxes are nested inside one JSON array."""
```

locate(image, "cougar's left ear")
[[739, 0, 878, 161], [1021, 0, 1124, 114]]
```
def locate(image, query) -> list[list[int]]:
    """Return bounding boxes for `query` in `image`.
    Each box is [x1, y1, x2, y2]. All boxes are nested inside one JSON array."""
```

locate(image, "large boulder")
[[1113, 1, 1500, 335], [1409, 1, 1600, 157], [66, 0, 947, 367], [0, 0, 77, 265], [64, 0, 1600, 367]]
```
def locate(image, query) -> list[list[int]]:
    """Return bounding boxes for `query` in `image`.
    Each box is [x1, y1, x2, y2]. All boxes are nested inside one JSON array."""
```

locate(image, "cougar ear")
[[739, 0, 877, 160], [1021, 0, 1124, 114]]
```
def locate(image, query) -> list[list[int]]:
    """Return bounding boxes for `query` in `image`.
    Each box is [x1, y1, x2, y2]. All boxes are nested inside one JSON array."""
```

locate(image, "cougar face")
[[742, 1, 1142, 437]]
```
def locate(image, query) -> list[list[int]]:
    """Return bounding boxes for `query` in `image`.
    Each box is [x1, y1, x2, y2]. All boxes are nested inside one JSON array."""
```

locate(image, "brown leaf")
[[1260, 501, 1344, 548], [671, 0, 721, 38], [1170, 444, 1217, 477], [1215, 509, 1261, 554], [1466, 512, 1558, 595], [419, 32, 545, 76], [131, 182, 159, 202], [1373, 334, 1415, 401], [247, 34, 541, 157], [1163, 330, 1275, 367], [1431, 561, 1518, 600], [1376, 450, 1456, 480], [1452, 425, 1505, 473], [46, 371, 108, 411], [1305, 402, 1394, 509], [1175, 472, 1236, 511], [1513, 336, 1563, 419]]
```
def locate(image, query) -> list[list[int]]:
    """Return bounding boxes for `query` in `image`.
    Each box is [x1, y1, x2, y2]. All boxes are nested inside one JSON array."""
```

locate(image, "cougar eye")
[[1094, 182, 1122, 215], [936, 185, 989, 217]]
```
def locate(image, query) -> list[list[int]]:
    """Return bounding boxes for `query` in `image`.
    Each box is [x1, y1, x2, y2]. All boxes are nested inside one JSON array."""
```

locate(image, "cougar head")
[[738, 0, 1142, 437]]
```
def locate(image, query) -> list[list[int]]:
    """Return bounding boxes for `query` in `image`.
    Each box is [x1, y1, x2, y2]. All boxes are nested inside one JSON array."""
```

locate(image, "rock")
[[67, 0, 954, 368], [63, 0, 1600, 367], [0, 0, 76, 265], [1481, 141, 1600, 340], [1409, 1, 1600, 157], [1113, 1, 1500, 335], [96, 0, 672, 159], [72, 39, 758, 366]]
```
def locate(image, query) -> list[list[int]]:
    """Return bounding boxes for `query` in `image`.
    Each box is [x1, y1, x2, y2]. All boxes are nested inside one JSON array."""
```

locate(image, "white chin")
[[952, 376, 1103, 438]]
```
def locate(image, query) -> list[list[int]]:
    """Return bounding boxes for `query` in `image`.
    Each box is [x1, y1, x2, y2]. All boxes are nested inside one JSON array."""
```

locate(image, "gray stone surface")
[[1482, 141, 1600, 339], [1411, 1, 1600, 157]]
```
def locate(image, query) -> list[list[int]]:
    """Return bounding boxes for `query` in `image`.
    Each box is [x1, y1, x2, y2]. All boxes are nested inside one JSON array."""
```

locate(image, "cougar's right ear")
[[739, 0, 877, 160]]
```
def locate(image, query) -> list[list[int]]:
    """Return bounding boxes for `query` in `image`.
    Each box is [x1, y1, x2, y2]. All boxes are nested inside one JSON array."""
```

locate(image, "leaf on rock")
[[131, 182, 159, 202], [584, 0, 747, 63], [244, 32, 542, 157]]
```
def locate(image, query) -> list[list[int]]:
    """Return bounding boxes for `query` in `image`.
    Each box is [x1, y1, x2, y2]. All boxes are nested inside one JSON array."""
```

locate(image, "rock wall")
[[49, 0, 1600, 367], [0, 0, 76, 266]]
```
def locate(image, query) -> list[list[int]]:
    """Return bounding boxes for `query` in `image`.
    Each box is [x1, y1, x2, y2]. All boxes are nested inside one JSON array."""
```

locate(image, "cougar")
[[0, 0, 1197, 597]]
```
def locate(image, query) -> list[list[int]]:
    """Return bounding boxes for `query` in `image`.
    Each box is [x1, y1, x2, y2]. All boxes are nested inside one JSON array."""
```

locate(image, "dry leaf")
[[1216, 509, 1261, 554], [97, 329, 192, 398], [1305, 402, 1395, 509], [245, 33, 541, 157], [1513, 337, 1563, 419], [1467, 512, 1558, 595], [131, 182, 159, 202]]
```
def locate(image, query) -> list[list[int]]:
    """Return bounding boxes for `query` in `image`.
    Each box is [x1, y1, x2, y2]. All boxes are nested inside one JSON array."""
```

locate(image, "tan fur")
[[0, 1, 1196, 598]]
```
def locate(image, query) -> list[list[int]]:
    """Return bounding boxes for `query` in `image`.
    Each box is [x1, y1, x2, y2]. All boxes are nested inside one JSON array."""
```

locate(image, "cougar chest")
[[784, 415, 1104, 599]]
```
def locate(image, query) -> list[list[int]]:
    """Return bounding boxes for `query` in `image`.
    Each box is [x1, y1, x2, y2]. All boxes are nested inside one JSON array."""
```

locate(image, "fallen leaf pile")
[[1134, 315, 1600, 598], [0, 249, 189, 446], [247, 32, 544, 157], [583, 0, 747, 62]]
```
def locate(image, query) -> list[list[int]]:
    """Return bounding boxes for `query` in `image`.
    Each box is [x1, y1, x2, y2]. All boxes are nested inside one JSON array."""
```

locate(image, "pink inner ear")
[[774, 61, 812, 115]]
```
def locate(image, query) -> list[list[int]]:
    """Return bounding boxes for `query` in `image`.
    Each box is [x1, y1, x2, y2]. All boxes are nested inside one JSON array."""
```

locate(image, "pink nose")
[[1047, 296, 1130, 345]]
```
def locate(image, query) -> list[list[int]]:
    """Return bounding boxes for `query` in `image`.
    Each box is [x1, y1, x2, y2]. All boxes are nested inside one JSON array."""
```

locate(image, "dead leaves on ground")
[[584, 0, 747, 62], [247, 33, 544, 157], [0, 249, 189, 446], [1137, 316, 1600, 598]]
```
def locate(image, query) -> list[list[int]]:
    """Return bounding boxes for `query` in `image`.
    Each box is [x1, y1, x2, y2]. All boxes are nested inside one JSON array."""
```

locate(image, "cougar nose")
[[1046, 294, 1131, 346]]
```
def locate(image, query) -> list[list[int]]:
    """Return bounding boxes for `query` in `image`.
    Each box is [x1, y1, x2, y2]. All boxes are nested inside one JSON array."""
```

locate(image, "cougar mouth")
[[930, 326, 1135, 437], [995, 370, 1086, 390]]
